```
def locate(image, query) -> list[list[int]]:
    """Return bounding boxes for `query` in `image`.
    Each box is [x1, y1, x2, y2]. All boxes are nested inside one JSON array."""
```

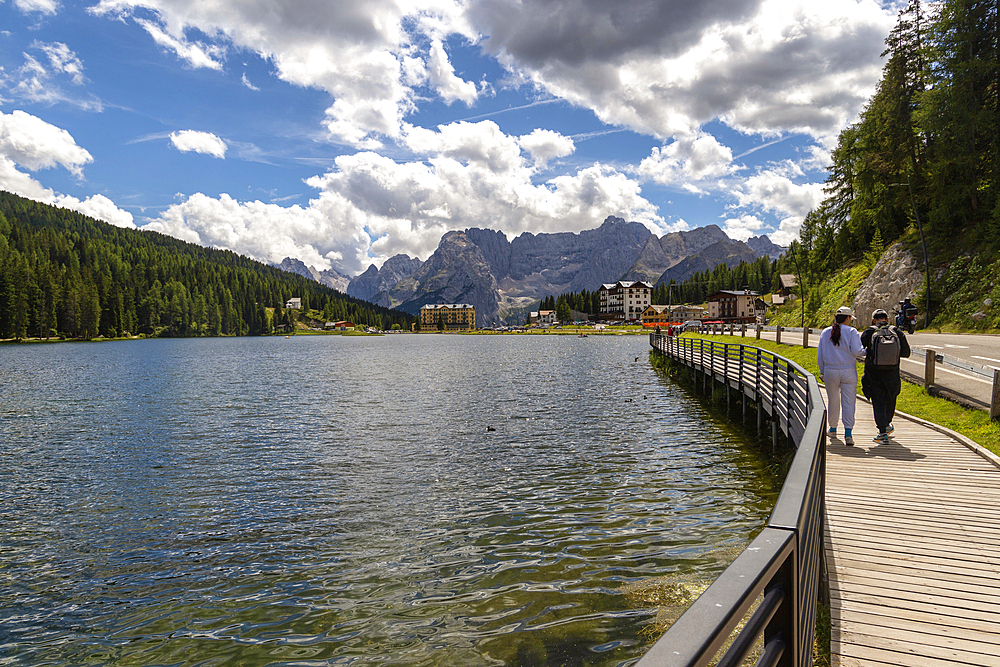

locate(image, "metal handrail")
[[640, 333, 827, 667]]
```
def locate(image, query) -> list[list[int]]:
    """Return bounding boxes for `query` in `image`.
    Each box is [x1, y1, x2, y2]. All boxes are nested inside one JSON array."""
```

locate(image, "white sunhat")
[[836, 306, 854, 317]]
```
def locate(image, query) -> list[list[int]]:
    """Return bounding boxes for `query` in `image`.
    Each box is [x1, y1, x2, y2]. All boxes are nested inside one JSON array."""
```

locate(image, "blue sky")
[[1, 0, 902, 276]]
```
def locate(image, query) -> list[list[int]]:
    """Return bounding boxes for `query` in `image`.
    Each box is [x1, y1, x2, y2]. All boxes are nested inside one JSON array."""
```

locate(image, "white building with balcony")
[[598, 281, 653, 321]]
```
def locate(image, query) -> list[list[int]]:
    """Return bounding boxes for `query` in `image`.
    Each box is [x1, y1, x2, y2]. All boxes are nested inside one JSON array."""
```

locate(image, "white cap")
[[836, 306, 854, 317]]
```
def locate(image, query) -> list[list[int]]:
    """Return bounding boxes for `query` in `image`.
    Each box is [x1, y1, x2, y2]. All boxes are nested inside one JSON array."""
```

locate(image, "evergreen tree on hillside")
[[797, 0, 998, 273], [919, 0, 999, 240]]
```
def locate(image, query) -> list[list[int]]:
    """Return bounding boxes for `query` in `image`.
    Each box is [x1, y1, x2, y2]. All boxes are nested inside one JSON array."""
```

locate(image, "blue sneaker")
[[873, 433, 889, 444], [886, 424, 894, 435], [844, 428, 853, 446], [828, 427, 837, 435]]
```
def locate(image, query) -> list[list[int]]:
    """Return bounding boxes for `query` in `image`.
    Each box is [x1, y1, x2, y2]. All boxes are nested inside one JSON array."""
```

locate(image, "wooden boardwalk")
[[824, 397, 1000, 666]]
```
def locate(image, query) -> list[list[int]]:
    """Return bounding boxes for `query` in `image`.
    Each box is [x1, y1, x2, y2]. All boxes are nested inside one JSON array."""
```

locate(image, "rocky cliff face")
[[379, 216, 653, 324], [346, 254, 421, 302], [656, 238, 760, 285], [622, 224, 730, 282], [852, 243, 923, 324], [746, 235, 786, 260], [388, 231, 501, 326], [273, 257, 351, 292]]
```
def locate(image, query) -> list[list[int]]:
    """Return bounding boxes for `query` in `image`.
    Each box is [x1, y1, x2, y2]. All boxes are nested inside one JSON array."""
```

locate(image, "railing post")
[[776, 326, 782, 345], [771, 356, 779, 449], [786, 361, 794, 440], [992, 369, 1000, 421], [764, 554, 798, 667], [724, 342, 729, 385], [924, 348, 936, 389], [756, 348, 763, 435]]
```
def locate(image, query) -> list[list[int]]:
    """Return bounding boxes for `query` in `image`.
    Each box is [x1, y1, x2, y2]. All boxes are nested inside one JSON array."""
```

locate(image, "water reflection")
[[1, 335, 780, 666]]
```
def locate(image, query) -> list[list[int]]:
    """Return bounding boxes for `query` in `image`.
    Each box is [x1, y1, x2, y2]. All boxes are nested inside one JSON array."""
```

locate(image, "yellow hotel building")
[[420, 304, 476, 330]]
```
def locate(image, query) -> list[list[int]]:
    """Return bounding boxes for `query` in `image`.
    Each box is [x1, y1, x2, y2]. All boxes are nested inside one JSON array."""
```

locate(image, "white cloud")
[[518, 128, 574, 170], [88, 0, 445, 147], [4, 43, 100, 110], [134, 18, 226, 70], [71, 0, 901, 255], [638, 132, 736, 189], [62, 193, 136, 228], [0, 109, 93, 176], [143, 192, 370, 272], [427, 40, 478, 105], [34, 42, 86, 84], [169, 130, 227, 158], [722, 214, 765, 241], [404, 120, 523, 172], [241, 72, 259, 91], [13, 0, 59, 14], [730, 161, 825, 244], [772, 217, 807, 247], [733, 162, 824, 218]]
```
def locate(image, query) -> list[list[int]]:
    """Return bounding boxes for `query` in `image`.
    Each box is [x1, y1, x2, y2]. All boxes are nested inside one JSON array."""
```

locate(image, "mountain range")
[[278, 216, 785, 326], [271, 257, 352, 293]]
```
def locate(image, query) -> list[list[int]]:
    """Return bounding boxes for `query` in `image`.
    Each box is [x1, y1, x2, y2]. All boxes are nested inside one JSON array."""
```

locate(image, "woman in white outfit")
[[817, 306, 867, 445]]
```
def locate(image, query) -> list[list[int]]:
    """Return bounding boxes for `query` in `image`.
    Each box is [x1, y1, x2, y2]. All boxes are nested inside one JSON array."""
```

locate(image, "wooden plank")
[[834, 639, 1000, 667], [826, 504, 1000, 530], [829, 552, 1000, 586], [826, 518, 1000, 543], [830, 586, 1000, 628], [837, 615, 1000, 656], [827, 488, 1000, 509], [827, 560, 1000, 598], [831, 599, 1000, 635], [826, 516, 1000, 542], [835, 629, 1000, 666], [826, 542, 1000, 575], [825, 531, 1000, 567]]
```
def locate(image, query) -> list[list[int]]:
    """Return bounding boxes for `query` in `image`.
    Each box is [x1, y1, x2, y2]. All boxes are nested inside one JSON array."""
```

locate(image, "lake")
[[0, 334, 780, 666]]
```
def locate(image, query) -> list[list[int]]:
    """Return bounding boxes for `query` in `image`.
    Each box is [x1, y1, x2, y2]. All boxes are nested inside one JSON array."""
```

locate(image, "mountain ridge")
[[340, 216, 782, 325]]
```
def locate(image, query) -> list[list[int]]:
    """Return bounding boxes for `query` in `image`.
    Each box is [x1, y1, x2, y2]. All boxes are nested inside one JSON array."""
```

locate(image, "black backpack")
[[868, 325, 901, 367]]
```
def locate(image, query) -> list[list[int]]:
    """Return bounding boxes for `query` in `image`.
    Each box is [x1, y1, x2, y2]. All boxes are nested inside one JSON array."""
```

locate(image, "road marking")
[[943, 344, 970, 348], [972, 355, 1000, 370], [901, 357, 993, 385]]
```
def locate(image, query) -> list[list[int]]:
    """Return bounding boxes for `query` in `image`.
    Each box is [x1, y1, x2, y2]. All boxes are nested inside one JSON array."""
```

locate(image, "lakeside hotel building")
[[420, 304, 476, 330], [598, 281, 653, 321]]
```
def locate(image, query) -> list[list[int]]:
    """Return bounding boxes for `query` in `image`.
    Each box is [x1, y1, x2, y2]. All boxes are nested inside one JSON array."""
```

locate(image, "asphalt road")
[[712, 326, 1000, 409]]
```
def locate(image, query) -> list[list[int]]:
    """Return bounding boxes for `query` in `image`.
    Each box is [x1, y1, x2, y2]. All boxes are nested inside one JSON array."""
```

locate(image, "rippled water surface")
[[1, 334, 780, 666]]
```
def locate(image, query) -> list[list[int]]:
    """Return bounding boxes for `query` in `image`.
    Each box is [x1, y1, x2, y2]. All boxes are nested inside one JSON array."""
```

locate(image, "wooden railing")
[[638, 334, 827, 667]]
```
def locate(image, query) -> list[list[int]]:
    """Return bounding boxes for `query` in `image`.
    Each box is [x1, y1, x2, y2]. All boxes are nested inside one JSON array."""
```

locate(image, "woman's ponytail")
[[831, 313, 849, 345]]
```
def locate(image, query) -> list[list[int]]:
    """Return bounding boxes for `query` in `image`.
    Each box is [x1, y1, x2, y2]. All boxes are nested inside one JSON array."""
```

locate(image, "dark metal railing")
[[639, 334, 827, 667]]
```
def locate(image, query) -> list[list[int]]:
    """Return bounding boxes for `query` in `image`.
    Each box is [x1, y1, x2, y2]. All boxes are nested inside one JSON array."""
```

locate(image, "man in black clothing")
[[860, 308, 911, 443]]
